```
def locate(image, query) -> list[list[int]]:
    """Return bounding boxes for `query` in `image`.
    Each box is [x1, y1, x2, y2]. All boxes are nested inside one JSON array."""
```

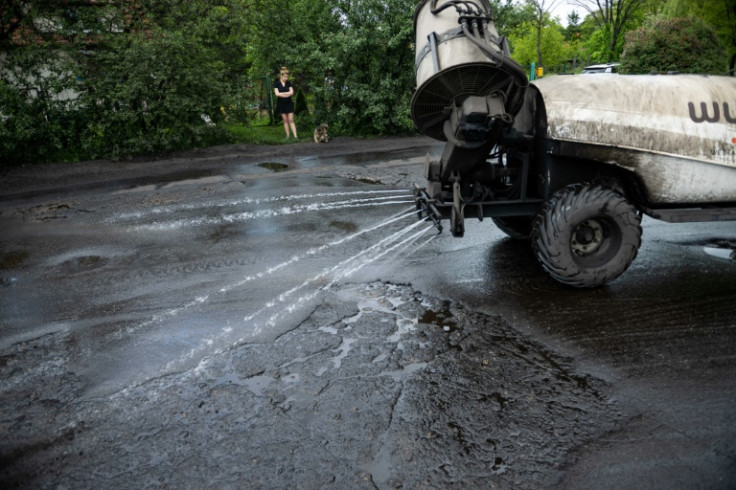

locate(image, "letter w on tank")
[[687, 102, 736, 123]]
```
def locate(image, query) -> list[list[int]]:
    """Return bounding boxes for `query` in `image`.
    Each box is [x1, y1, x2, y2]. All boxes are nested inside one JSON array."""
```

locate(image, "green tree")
[[246, 0, 416, 136], [0, 0, 247, 164], [658, 0, 736, 62], [510, 20, 571, 69], [138, 0, 253, 122], [620, 16, 726, 74], [325, 0, 415, 135], [571, 0, 645, 61], [496, 1, 538, 41], [565, 10, 582, 39], [0, 44, 85, 164], [524, 0, 563, 66], [0, 0, 111, 164], [79, 28, 230, 158]]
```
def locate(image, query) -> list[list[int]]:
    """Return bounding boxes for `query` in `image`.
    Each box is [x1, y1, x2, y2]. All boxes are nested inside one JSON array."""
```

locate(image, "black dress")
[[273, 80, 295, 115]]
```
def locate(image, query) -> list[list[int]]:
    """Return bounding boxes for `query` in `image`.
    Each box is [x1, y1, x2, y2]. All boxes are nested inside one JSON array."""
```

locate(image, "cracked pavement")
[[1, 137, 735, 488], [1, 282, 618, 488]]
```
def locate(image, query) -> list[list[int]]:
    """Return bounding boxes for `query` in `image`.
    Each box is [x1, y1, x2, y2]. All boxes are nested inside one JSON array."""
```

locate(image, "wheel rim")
[[569, 216, 622, 267], [571, 219, 605, 255]]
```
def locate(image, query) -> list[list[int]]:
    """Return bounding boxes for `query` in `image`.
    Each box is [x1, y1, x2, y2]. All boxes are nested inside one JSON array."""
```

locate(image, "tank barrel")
[[411, 0, 527, 141]]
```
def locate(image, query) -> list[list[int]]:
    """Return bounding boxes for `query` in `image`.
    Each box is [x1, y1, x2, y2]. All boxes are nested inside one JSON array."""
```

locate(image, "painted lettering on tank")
[[688, 102, 736, 124], [688, 102, 720, 123], [724, 103, 736, 124]]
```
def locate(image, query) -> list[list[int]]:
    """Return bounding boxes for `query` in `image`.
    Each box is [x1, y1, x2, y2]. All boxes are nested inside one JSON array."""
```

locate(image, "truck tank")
[[529, 74, 736, 205]]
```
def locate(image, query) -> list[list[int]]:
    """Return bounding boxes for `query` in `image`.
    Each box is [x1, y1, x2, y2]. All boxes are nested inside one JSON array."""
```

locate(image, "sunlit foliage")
[[0, 0, 732, 164]]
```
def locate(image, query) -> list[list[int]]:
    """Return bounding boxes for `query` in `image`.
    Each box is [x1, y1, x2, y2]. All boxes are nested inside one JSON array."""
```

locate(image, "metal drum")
[[411, 0, 528, 140]]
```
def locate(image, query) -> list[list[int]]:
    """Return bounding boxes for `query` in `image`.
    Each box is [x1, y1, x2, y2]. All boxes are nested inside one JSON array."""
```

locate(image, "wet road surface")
[[1, 137, 735, 488]]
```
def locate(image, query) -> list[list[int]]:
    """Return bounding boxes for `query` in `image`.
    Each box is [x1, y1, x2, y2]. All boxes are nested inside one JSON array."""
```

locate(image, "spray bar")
[[413, 183, 444, 233]]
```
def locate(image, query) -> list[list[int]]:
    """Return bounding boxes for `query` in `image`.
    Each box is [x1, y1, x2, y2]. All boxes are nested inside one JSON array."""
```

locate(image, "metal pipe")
[[460, 22, 527, 87]]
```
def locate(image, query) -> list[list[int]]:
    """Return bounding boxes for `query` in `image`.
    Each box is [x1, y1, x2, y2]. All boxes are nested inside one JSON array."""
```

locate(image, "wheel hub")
[[571, 219, 604, 255]]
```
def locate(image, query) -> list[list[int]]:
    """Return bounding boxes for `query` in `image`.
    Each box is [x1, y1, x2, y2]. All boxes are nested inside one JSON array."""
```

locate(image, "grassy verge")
[[225, 112, 311, 145]]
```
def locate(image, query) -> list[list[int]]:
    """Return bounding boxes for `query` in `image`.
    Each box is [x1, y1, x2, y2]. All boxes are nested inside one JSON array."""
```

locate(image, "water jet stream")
[[124, 206, 418, 339], [111, 189, 410, 222], [245, 219, 433, 327], [169, 218, 434, 372], [131, 197, 414, 231]]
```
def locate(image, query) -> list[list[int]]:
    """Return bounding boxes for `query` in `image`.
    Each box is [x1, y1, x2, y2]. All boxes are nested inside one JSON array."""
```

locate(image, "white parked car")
[[581, 62, 620, 74]]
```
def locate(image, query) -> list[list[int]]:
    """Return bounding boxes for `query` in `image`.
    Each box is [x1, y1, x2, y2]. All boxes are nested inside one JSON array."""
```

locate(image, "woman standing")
[[273, 67, 298, 139]]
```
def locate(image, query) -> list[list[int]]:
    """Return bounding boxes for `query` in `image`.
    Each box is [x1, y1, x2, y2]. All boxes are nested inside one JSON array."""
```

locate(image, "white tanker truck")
[[411, 0, 736, 287]]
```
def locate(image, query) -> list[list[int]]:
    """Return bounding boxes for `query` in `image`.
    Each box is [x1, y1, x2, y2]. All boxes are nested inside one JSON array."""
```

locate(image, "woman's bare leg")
[[281, 114, 290, 137], [287, 113, 298, 139]]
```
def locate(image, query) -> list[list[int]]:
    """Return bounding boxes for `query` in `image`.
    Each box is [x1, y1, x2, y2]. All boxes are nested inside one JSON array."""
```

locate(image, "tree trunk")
[[536, 19, 543, 66]]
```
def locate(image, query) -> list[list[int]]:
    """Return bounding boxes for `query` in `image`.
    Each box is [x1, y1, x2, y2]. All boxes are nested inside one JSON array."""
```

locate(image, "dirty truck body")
[[411, 0, 736, 287]]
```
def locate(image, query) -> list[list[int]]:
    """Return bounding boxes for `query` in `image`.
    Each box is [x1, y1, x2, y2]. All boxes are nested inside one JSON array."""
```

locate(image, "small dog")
[[313, 123, 329, 143]]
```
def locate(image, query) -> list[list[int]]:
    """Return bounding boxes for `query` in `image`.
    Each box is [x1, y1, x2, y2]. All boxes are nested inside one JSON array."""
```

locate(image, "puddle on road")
[[333, 151, 407, 165], [257, 162, 290, 172], [704, 247, 735, 261], [232, 146, 441, 176], [0, 250, 30, 269], [492, 456, 508, 475], [208, 225, 238, 243], [1, 250, 30, 288], [419, 301, 458, 332], [330, 220, 358, 233], [47, 249, 121, 274], [242, 374, 275, 396]]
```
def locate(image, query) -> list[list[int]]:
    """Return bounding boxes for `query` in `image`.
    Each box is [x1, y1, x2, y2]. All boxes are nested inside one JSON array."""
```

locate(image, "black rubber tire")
[[492, 216, 533, 239], [531, 183, 642, 288]]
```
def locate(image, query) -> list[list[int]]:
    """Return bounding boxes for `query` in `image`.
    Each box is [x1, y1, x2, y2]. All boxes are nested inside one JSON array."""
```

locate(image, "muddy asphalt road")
[[1, 136, 735, 489]]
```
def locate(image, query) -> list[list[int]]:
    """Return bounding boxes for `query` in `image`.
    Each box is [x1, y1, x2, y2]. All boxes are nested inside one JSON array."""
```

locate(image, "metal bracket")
[[414, 27, 464, 75], [451, 179, 465, 237]]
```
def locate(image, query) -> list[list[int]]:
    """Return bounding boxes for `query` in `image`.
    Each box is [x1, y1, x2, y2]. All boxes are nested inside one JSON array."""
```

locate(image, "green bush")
[[79, 30, 232, 159], [1, 32, 236, 165], [620, 17, 726, 74], [295, 89, 309, 116], [0, 47, 88, 165], [1, 0, 258, 166], [295, 111, 315, 137]]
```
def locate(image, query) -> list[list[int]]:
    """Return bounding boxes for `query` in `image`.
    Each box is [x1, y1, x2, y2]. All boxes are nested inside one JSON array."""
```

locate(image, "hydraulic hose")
[[430, 0, 482, 17], [460, 21, 528, 90]]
